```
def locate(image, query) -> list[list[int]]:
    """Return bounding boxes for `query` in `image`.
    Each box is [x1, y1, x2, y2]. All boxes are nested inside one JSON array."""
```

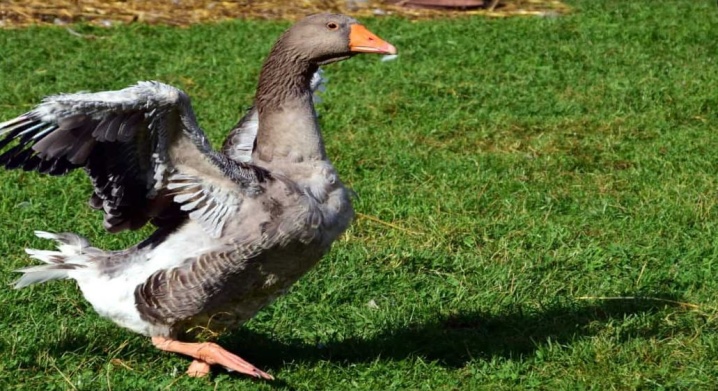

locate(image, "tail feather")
[[14, 231, 90, 289], [34, 230, 90, 254], [14, 268, 76, 289], [25, 249, 66, 264]]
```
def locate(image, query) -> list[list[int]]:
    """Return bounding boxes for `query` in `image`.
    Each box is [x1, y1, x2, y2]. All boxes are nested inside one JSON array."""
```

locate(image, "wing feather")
[[167, 172, 243, 239], [0, 81, 268, 236]]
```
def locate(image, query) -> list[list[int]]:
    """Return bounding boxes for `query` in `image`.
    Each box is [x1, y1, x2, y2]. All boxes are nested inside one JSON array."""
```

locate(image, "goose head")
[[276, 14, 397, 66], [252, 13, 397, 163]]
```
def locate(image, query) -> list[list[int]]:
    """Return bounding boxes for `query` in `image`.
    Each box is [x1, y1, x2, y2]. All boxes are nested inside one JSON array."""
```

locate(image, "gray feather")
[[221, 68, 327, 163], [0, 81, 262, 235], [14, 269, 71, 289]]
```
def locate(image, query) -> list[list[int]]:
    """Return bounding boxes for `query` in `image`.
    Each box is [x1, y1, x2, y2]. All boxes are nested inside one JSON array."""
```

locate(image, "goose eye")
[[326, 22, 339, 30]]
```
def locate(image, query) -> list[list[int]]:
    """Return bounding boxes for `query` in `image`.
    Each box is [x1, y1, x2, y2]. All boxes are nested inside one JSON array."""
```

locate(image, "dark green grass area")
[[2, 0, 718, 389]]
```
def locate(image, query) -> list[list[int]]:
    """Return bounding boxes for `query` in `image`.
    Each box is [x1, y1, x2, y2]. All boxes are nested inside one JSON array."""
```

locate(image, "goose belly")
[[73, 223, 224, 337], [174, 243, 328, 338], [75, 264, 160, 336]]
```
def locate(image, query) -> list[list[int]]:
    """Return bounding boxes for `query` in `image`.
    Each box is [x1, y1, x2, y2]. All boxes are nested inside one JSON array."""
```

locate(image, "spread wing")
[[0, 81, 268, 238], [221, 68, 327, 163]]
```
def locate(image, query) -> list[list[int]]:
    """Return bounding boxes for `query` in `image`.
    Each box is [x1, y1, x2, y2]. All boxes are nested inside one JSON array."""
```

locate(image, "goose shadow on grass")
[[222, 293, 692, 372], [41, 292, 691, 383]]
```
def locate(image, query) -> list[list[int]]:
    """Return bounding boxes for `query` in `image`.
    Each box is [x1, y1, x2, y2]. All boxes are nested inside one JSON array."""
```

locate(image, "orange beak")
[[349, 24, 397, 55]]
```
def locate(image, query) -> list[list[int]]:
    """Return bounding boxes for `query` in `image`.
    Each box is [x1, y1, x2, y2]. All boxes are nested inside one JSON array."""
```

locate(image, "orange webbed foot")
[[152, 336, 273, 380]]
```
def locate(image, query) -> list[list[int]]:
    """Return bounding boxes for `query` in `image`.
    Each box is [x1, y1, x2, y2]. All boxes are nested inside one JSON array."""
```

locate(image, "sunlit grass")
[[1, 0, 717, 389]]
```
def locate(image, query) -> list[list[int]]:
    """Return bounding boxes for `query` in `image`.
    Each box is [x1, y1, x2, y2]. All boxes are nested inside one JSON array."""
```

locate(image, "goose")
[[0, 14, 396, 379]]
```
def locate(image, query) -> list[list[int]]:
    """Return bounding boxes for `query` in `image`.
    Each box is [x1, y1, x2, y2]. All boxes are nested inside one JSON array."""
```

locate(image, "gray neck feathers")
[[253, 38, 326, 162]]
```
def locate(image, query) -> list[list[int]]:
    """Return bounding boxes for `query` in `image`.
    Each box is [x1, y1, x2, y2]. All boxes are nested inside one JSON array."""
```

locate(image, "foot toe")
[[186, 359, 211, 377]]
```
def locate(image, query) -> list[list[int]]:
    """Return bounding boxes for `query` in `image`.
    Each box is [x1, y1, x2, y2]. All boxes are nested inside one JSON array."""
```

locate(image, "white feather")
[[174, 190, 203, 204], [24, 249, 61, 264], [179, 195, 207, 211], [34, 230, 59, 240]]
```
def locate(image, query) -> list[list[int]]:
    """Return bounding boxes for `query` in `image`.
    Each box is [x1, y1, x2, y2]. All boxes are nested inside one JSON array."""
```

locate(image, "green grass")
[[2, 0, 718, 389]]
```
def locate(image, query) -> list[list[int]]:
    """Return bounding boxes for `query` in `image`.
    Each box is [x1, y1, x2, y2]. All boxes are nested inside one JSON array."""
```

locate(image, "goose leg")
[[151, 336, 274, 380]]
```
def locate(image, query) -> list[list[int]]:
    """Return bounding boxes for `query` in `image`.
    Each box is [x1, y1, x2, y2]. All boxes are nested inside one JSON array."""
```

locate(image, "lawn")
[[1, 0, 718, 389]]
